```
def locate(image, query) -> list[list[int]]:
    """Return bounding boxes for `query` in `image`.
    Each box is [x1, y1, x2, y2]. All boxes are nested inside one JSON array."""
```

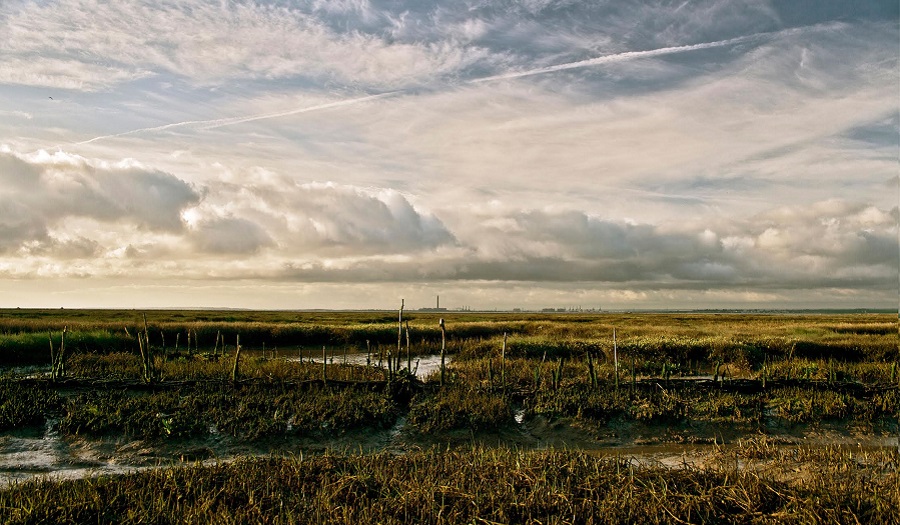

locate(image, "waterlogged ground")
[[0, 353, 447, 486], [0, 420, 140, 485], [296, 352, 450, 380], [2, 404, 896, 487]]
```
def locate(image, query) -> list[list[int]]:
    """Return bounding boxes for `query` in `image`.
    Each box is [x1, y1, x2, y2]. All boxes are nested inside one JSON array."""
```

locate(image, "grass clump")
[[58, 383, 399, 441], [407, 386, 513, 434], [0, 380, 61, 430]]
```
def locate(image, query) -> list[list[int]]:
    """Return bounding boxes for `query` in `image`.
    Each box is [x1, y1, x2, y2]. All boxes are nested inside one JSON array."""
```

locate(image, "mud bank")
[[3, 408, 896, 487]]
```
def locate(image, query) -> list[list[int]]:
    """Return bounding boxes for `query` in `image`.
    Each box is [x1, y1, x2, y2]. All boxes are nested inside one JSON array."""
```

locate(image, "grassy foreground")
[[1, 442, 897, 524], [0, 310, 896, 523]]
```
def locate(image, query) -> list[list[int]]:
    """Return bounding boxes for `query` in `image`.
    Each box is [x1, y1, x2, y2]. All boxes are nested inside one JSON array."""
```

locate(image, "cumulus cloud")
[[0, 141, 895, 305], [20, 236, 101, 259], [186, 178, 455, 256], [268, 199, 897, 293], [189, 216, 273, 255], [0, 147, 199, 252]]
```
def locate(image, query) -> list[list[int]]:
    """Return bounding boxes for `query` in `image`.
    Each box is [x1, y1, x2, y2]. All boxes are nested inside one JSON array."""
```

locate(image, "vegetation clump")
[[407, 386, 513, 434], [58, 383, 399, 441]]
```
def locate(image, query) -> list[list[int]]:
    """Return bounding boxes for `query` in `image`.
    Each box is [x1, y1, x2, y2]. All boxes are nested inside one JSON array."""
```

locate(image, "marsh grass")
[[0, 380, 61, 430], [64, 353, 387, 382], [524, 381, 899, 429], [1, 309, 897, 520], [1, 443, 897, 524], [2, 311, 895, 367], [58, 382, 399, 441], [407, 385, 514, 434]]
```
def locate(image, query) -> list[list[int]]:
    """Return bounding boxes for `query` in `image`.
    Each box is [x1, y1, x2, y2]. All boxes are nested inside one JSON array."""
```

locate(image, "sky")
[[0, 0, 898, 311]]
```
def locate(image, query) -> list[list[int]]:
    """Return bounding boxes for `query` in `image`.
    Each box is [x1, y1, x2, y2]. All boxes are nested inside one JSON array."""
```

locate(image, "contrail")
[[470, 33, 760, 84], [200, 91, 399, 130], [76, 92, 397, 145], [75, 33, 763, 146]]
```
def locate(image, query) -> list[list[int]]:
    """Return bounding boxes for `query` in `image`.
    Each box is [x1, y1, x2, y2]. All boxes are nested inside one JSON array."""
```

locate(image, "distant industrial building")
[[418, 295, 447, 312]]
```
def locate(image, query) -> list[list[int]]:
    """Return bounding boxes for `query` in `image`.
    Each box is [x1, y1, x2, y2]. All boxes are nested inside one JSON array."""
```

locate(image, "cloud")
[[187, 177, 455, 256], [0, 140, 894, 303], [0, 0, 490, 91], [189, 216, 273, 255], [21, 236, 101, 259], [267, 199, 897, 293], [0, 147, 200, 252], [0, 1, 895, 309], [0, 110, 32, 120], [0, 56, 152, 91]]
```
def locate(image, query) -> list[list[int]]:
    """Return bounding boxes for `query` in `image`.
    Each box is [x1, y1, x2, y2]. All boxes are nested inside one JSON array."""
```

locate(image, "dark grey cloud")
[[23, 236, 101, 259], [273, 202, 898, 294], [190, 216, 273, 255]]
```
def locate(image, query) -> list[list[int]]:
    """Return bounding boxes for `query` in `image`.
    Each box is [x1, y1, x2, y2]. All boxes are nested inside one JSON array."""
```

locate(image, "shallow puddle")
[[292, 353, 451, 380]]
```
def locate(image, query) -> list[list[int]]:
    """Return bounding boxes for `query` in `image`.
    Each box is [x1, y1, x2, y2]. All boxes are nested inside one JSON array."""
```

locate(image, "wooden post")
[[501, 332, 507, 395], [213, 330, 220, 357], [136, 323, 148, 382], [137, 334, 148, 382], [48, 332, 55, 381], [397, 299, 404, 373], [405, 321, 411, 372], [160, 331, 166, 361], [60, 325, 67, 377], [142, 314, 152, 382], [613, 328, 619, 390], [439, 318, 446, 386], [322, 345, 328, 384], [231, 335, 241, 383], [555, 358, 563, 390]]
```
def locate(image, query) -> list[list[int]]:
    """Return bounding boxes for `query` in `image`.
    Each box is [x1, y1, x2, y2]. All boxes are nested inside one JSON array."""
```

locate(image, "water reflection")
[[291, 353, 450, 380]]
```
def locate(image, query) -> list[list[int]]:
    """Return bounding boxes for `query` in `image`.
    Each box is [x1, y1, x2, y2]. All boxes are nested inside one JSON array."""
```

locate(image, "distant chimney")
[[437, 295, 440, 309]]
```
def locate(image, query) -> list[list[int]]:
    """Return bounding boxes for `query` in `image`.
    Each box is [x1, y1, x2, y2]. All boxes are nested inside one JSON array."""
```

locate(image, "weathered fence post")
[[613, 328, 619, 391], [501, 332, 507, 395], [396, 299, 404, 373], [405, 321, 411, 372], [48, 332, 55, 381], [322, 345, 327, 385], [439, 318, 446, 386], [231, 335, 241, 383]]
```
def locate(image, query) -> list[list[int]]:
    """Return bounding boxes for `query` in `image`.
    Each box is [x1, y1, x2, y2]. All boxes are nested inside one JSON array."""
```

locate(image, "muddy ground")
[[2, 412, 896, 486]]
